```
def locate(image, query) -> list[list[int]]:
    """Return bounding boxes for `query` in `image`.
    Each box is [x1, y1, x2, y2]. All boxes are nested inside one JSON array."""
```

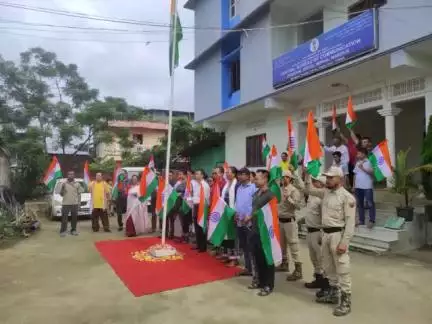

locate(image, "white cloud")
[[0, 0, 195, 112]]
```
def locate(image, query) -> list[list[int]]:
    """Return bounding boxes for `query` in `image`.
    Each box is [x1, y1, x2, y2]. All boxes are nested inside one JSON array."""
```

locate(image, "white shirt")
[[325, 144, 349, 167], [354, 159, 374, 189], [192, 180, 210, 204], [332, 162, 349, 175]]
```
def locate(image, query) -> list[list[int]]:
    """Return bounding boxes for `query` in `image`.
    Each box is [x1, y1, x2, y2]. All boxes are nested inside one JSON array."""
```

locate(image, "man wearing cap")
[[293, 172, 329, 292], [296, 166, 356, 316], [277, 169, 303, 281]]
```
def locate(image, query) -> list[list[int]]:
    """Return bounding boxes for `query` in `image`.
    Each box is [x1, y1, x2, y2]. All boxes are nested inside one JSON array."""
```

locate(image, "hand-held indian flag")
[[197, 184, 209, 230], [155, 176, 165, 217], [158, 181, 179, 219], [111, 161, 122, 199], [169, 0, 183, 76], [262, 135, 270, 166], [345, 96, 357, 129], [332, 105, 338, 131], [268, 145, 282, 202], [180, 175, 192, 214], [43, 156, 62, 191], [287, 117, 298, 169], [368, 140, 393, 181], [223, 161, 229, 181], [148, 155, 155, 170], [83, 161, 90, 190], [139, 166, 158, 202], [207, 182, 236, 246], [255, 198, 282, 266], [303, 111, 323, 177]]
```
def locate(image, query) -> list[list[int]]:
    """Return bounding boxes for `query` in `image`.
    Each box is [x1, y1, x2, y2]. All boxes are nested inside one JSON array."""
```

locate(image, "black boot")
[[333, 291, 351, 316], [315, 276, 330, 298], [305, 273, 322, 289], [316, 286, 339, 305]]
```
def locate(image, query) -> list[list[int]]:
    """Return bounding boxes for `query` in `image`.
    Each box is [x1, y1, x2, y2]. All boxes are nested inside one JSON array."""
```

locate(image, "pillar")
[[425, 88, 432, 131], [378, 104, 402, 187]]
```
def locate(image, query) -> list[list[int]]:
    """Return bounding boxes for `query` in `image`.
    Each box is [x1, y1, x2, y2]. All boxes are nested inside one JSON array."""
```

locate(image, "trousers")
[[193, 204, 207, 252], [60, 205, 78, 233], [322, 231, 351, 293], [92, 208, 110, 232], [237, 226, 253, 273], [279, 220, 301, 264], [249, 229, 275, 289], [306, 230, 323, 274], [355, 188, 376, 224]]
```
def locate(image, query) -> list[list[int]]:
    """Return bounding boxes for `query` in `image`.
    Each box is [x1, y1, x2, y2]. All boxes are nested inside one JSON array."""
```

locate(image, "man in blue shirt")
[[235, 168, 257, 276]]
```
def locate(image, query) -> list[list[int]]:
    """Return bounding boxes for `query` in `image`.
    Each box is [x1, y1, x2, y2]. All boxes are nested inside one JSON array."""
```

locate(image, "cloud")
[[0, 0, 195, 112]]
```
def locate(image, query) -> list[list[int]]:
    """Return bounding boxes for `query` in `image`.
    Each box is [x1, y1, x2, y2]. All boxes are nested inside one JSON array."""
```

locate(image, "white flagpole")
[[161, 0, 179, 246]]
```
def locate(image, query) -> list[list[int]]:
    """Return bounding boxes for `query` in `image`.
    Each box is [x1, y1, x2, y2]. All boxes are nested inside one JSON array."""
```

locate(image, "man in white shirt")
[[353, 148, 376, 228], [192, 169, 210, 252], [323, 136, 349, 174]]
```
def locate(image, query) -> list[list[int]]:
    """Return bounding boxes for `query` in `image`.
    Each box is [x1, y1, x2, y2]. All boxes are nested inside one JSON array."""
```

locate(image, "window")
[[132, 134, 143, 145], [246, 134, 265, 167], [230, 0, 237, 19], [229, 59, 240, 94], [298, 10, 324, 44], [349, 0, 387, 19]]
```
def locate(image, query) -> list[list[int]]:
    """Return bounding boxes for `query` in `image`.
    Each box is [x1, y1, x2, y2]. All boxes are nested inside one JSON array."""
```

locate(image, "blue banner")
[[272, 10, 378, 89]]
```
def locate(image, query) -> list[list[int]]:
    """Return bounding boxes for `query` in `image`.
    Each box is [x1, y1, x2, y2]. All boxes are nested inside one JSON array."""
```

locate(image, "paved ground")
[[1, 220, 432, 324]]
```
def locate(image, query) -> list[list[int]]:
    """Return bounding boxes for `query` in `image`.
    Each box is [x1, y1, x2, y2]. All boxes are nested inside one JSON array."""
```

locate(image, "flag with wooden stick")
[[262, 135, 270, 166], [268, 145, 282, 202], [332, 105, 338, 131], [345, 96, 357, 129], [303, 111, 323, 177], [287, 117, 298, 169]]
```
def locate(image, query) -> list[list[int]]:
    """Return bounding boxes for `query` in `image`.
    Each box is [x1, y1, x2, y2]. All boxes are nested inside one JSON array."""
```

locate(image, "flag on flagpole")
[[169, 0, 183, 76], [255, 198, 282, 266], [345, 96, 357, 129], [43, 156, 62, 191], [148, 155, 155, 170], [332, 105, 338, 131], [139, 166, 158, 202], [83, 161, 90, 190], [287, 117, 298, 169], [268, 145, 282, 202], [111, 161, 122, 199], [197, 184, 209, 230], [368, 140, 393, 181], [262, 135, 270, 166], [207, 182, 236, 246], [303, 111, 323, 177]]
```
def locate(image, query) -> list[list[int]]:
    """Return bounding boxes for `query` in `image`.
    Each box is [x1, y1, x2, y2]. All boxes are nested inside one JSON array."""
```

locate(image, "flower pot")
[[396, 206, 414, 222], [425, 205, 432, 222]]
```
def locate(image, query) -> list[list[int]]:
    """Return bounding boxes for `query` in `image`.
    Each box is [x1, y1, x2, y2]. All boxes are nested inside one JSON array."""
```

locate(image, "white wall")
[[270, 4, 299, 59]]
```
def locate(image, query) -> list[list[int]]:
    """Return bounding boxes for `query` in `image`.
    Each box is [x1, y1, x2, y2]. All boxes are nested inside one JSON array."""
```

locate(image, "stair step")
[[349, 242, 388, 255]]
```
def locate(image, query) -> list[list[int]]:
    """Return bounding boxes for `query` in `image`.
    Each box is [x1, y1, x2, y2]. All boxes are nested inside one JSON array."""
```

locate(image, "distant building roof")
[[48, 149, 90, 156], [145, 108, 194, 115], [108, 120, 168, 130]]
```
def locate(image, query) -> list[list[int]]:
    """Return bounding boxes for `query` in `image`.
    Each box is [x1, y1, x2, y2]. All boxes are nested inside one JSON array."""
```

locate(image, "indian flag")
[[207, 183, 236, 246], [368, 140, 393, 181], [332, 105, 338, 131], [287, 117, 298, 169], [83, 161, 90, 191], [155, 176, 165, 217], [43, 156, 62, 191], [262, 135, 270, 165], [148, 155, 155, 170], [255, 198, 282, 266], [303, 111, 323, 177], [180, 175, 192, 215], [139, 166, 158, 202], [345, 96, 357, 129], [197, 184, 209, 230], [268, 145, 282, 202], [169, 0, 183, 76], [111, 161, 122, 199], [158, 182, 179, 219], [223, 161, 229, 181]]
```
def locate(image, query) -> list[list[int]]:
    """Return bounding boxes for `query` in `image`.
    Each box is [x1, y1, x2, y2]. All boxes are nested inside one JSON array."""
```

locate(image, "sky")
[[0, 0, 195, 112]]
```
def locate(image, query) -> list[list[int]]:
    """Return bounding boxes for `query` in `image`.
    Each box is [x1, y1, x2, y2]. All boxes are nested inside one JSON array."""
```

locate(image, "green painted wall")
[[190, 144, 225, 176]]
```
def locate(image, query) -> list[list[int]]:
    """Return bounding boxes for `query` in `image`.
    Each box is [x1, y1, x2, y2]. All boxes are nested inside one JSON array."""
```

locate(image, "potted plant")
[[421, 116, 432, 221], [391, 148, 432, 221]]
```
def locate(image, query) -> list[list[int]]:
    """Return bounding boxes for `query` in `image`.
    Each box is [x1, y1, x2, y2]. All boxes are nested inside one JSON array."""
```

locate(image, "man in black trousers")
[[192, 169, 210, 252], [243, 169, 275, 297]]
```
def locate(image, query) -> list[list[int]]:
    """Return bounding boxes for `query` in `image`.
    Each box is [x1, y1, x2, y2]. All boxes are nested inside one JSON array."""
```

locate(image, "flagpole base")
[[149, 243, 177, 258]]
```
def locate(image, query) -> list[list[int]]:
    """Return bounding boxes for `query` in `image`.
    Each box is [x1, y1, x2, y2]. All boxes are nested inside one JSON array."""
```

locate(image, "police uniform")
[[294, 174, 328, 289], [278, 170, 303, 281], [303, 166, 356, 317]]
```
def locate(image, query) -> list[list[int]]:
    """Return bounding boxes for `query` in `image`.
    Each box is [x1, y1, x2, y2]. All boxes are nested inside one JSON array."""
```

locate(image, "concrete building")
[[184, 0, 432, 183], [95, 121, 168, 161]]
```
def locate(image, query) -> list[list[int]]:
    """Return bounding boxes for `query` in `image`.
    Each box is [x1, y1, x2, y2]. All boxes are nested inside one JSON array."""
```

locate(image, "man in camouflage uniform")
[[295, 166, 356, 317]]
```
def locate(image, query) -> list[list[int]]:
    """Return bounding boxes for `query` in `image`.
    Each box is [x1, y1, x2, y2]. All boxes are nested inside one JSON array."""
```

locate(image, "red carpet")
[[95, 237, 240, 297]]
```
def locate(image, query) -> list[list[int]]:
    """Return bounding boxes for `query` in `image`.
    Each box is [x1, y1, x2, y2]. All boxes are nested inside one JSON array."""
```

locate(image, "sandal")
[[257, 287, 272, 297], [247, 282, 260, 290]]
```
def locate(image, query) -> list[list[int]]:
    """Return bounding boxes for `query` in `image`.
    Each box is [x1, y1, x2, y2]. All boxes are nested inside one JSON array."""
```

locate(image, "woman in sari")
[[124, 175, 149, 237]]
